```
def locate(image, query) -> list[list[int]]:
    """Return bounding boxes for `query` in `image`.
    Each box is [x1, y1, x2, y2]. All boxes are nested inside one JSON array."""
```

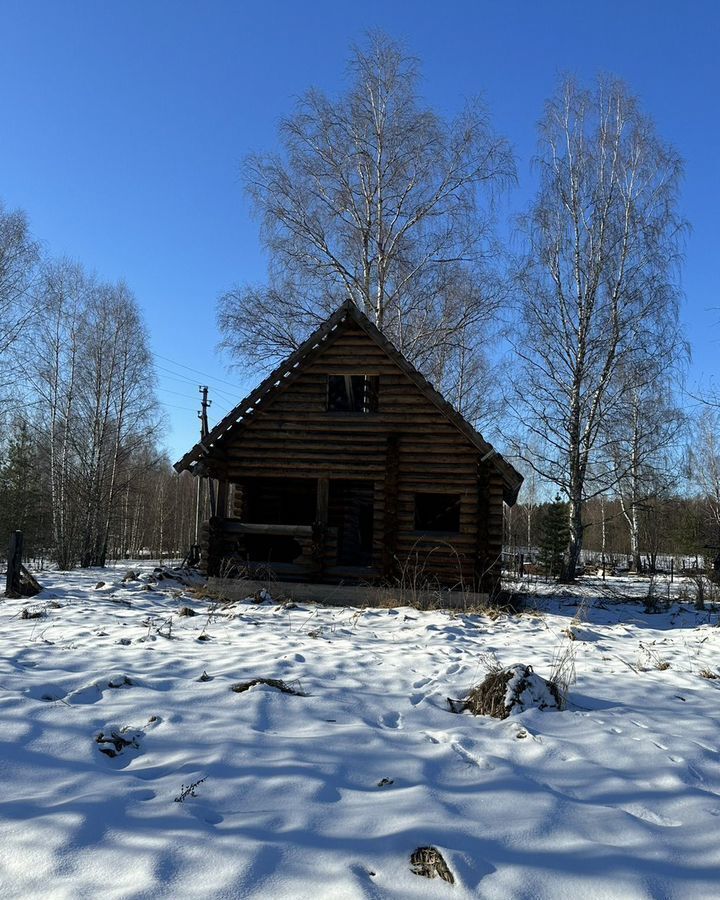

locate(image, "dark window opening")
[[328, 479, 374, 566], [414, 493, 461, 533], [243, 478, 317, 525], [327, 375, 379, 413]]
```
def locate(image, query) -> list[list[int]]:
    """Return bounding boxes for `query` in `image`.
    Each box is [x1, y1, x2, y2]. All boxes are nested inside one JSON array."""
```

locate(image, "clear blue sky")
[[2, 1, 718, 460]]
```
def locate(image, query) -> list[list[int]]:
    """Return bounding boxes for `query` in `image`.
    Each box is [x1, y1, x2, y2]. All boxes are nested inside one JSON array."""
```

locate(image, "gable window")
[[414, 492, 461, 533], [327, 375, 379, 413]]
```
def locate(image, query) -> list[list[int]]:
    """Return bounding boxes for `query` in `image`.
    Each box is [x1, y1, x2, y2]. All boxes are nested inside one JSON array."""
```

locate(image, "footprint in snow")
[[451, 740, 494, 770], [187, 805, 223, 826], [622, 805, 682, 827], [413, 677, 431, 689], [67, 674, 133, 704], [28, 684, 67, 702], [380, 711, 403, 729]]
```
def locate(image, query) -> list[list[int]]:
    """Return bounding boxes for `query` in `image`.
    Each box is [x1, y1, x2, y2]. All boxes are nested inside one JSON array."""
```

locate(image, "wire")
[[150, 350, 244, 390], [154, 365, 240, 405], [160, 402, 200, 413]]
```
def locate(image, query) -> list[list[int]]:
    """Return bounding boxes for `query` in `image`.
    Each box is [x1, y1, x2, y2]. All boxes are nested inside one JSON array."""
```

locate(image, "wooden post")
[[383, 435, 400, 580], [205, 517, 223, 577], [216, 479, 229, 519], [6, 531, 23, 597], [313, 478, 329, 577]]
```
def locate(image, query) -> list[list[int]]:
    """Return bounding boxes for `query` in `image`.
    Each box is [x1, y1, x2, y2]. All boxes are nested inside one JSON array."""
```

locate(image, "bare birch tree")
[[510, 75, 686, 580], [34, 260, 87, 568], [218, 31, 514, 425], [0, 201, 39, 399], [74, 281, 160, 566], [32, 262, 160, 568], [611, 356, 685, 570]]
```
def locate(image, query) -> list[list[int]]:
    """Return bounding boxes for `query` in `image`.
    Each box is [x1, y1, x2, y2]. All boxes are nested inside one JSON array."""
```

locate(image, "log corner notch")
[[4, 531, 42, 599]]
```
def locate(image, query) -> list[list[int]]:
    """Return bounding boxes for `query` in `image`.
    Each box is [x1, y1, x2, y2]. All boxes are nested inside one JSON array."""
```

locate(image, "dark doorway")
[[329, 480, 374, 566], [243, 478, 317, 525]]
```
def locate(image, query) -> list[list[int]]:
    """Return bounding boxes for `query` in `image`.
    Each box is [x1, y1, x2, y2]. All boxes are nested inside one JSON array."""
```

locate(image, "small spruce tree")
[[539, 495, 570, 578]]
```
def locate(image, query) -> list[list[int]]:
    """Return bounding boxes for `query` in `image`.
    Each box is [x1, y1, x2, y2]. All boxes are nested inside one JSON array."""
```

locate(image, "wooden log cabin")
[[174, 300, 523, 596]]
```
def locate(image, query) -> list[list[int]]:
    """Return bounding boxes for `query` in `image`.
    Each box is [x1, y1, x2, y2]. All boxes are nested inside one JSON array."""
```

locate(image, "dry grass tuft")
[[449, 663, 563, 720], [230, 677, 306, 696], [699, 668, 718, 680], [410, 846, 455, 884]]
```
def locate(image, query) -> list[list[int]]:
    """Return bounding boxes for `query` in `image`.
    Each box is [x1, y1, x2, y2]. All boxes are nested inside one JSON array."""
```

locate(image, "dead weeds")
[[230, 677, 306, 696], [410, 846, 455, 884]]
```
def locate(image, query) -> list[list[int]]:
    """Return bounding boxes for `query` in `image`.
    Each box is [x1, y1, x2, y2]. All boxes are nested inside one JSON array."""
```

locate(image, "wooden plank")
[[223, 522, 314, 537]]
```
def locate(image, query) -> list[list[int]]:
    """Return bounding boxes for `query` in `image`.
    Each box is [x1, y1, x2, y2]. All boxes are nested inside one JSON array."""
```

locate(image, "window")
[[414, 493, 461, 533], [327, 375, 379, 413]]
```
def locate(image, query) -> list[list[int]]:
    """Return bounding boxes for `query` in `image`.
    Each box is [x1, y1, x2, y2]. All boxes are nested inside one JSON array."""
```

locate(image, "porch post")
[[313, 477, 329, 577]]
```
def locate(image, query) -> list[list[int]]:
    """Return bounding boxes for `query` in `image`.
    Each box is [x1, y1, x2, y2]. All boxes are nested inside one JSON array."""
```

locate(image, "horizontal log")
[[237, 425, 389, 441], [244, 412, 461, 431], [227, 450, 386, 463], [306, 365, 391, 376], [234, 441, 388, 455], [222, 521, 314, 537], [227, 465, 386, 479]]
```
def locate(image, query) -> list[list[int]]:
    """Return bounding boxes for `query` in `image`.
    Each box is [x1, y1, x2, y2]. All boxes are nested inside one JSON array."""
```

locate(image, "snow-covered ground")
[[1, 567, 720, 899]]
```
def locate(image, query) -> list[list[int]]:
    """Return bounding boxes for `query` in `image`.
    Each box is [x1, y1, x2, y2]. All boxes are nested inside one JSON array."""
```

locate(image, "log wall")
[[207, 322, 505, 590]]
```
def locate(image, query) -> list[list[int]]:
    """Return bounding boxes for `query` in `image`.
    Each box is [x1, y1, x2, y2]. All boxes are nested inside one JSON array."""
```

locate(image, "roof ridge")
[[174, 300, 523, 502]]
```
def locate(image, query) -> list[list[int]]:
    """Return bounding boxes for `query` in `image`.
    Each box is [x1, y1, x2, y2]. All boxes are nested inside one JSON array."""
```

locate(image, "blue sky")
[[1, 1, 718, 459]]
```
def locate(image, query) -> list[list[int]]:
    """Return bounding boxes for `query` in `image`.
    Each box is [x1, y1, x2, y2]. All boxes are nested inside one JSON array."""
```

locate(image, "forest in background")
[[2, 32, 720, 577], [0, 203, 200, 566]]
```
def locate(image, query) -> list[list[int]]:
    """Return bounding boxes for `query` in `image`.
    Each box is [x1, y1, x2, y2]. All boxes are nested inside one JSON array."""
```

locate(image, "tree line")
[[0, 207, 198, 567], [3, 30, 716, 580], [218, 31, 708, 581]]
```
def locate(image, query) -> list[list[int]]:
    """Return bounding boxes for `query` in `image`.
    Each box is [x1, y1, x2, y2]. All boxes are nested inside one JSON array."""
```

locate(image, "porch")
[[202, 475, 381, 583]]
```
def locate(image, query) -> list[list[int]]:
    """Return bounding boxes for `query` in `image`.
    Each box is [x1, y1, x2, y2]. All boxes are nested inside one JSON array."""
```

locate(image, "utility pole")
[[198, 384, 211, 439], [198, 385, 216, 518]]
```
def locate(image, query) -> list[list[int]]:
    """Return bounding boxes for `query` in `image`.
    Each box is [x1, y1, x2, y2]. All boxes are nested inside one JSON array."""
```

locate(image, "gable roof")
[[174, 300, 523, 504]]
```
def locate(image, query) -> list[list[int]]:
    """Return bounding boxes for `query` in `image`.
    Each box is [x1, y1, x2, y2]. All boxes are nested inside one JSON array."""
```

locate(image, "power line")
[[150, 350, 244, 391], [157, 386, 230, 412], [161, 402, 202, 413], [154, 364, 240, 405]]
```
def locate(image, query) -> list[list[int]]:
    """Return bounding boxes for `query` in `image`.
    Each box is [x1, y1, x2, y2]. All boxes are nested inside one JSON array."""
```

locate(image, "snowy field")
[[1, 567, 720, 899]]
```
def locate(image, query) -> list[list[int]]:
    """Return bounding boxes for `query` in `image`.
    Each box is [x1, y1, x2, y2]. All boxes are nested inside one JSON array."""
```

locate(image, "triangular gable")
[[174, 300, 523, 503]]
